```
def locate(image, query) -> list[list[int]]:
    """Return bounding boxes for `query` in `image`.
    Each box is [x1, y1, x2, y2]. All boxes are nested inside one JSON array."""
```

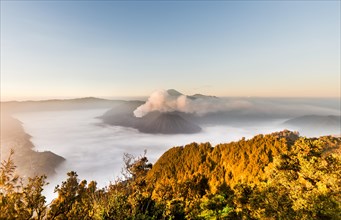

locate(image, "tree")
[[100, 152, 164, 219], [48, 171, 99, 219], [0, 149, 19, 194], [22, 175, 48, 219], [0, 149, 48, 219], [250, 137, 341, 220]]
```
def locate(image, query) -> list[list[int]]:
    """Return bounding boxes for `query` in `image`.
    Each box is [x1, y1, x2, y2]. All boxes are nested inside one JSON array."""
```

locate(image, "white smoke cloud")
[[133, 89, 252, 117]]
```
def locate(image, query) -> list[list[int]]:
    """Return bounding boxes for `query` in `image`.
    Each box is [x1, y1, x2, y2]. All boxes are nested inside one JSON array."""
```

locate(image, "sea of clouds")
[[13, 95, 340, 202], [14, 108, 288, 202]]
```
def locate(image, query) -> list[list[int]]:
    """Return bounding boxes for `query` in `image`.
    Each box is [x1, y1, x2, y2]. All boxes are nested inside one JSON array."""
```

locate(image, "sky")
[[1, 1, 340, 101]]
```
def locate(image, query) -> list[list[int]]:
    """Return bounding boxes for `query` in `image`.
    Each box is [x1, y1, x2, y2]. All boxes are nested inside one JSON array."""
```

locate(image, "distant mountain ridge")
[[99, 90, 341, 135], [284, 115, 341, 127], [1, 97, 126, 113], [283, 115, 341, 136], [99, 89, 279, 134]]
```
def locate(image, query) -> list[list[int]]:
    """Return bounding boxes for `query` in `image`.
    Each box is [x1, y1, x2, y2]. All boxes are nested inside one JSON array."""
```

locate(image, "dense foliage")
[[1, 131, 340, 219]]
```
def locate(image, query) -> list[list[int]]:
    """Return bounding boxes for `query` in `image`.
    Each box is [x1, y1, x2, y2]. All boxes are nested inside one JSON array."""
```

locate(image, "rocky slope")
[[1, 112, 65, 177]]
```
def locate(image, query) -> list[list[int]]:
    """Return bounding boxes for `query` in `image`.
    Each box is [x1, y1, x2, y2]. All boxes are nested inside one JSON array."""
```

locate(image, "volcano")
[[137, 112, 202, 134], [100, 104, 202, 134]]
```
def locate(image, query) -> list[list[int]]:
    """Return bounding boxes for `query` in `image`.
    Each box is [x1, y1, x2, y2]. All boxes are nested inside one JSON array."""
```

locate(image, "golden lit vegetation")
[[1, 131, 340, 219]]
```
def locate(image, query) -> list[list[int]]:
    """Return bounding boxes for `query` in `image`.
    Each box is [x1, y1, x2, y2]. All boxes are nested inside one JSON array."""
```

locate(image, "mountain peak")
[[167, 89, 183, 96], [139, 112, 202, 134], [190, 93, 218, 100]]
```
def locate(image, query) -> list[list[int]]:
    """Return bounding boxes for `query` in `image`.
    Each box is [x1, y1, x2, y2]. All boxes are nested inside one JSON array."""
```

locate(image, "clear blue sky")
[[1, 1, 340, 100]]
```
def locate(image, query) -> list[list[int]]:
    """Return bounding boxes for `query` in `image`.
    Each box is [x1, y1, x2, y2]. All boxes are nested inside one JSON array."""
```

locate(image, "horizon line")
[[1, 95, 341, 103]]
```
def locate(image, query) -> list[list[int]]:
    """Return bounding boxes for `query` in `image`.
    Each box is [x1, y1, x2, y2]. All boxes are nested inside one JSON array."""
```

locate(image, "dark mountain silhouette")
[[167, 89, 183, 97], [99, 89, 223, 134], [283, 115, 341, 136], [99, 91, 340, 134], [284, 115, 340, 127], [99, 91, 204, 134], [166, 89, 217, 100], [138, 112, 201, 134], [98, 101, 144, 128], [189, 93, 218, 100], [99, 89, 281, 133], [100, 106, 202, 134]]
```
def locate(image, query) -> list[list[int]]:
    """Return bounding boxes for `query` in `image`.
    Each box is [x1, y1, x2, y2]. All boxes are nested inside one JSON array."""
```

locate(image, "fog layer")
[[13, 97, 340, 202], [14, 109, 287, 202]]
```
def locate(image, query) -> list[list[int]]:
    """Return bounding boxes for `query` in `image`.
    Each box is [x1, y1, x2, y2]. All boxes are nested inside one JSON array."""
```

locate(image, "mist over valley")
[[1, 1, 340, 217], [2, 90, 340, 202]]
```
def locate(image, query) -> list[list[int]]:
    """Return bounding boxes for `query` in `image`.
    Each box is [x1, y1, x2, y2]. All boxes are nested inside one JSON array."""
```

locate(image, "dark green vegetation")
[[1, 131, 340, 219]]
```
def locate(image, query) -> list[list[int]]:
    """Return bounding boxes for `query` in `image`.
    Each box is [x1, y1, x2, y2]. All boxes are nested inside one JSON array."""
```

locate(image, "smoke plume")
[[133, 89, 251, 117]]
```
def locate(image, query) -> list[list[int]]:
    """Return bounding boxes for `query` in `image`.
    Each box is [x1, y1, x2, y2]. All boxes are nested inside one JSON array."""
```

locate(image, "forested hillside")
[[1, 131, 340, 219], [147, 130, 300, 194]]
